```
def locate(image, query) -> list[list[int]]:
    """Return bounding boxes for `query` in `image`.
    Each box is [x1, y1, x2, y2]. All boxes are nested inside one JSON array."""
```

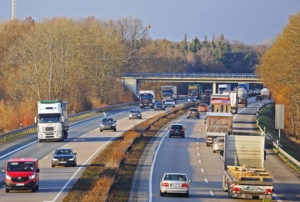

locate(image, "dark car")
[[154, 101, 165, 110], [256, 95, 262, 101], [187, 107, 200, 119], [100, 118, 116, 132], [129, 110, 142, 119], [51, 148, 77, 167], [169, 124, 185, 138]]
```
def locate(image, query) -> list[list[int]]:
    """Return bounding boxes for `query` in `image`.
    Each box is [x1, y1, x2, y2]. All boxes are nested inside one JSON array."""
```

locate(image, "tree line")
[[257, 11, 300, 140], [0, 16, 265, 133]]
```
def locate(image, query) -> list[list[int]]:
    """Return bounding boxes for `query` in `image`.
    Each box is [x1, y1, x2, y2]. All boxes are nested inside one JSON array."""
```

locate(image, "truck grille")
[[11, 177, 29, 182], [45, 127, 54, 131]]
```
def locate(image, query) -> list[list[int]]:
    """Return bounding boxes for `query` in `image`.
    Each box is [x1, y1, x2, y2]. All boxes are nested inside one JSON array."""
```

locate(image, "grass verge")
[[63, 105, 187, 202], [258, 105, 300, 161]]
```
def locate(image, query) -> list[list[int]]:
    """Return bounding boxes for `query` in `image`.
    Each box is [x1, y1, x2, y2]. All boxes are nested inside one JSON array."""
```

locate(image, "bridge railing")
[[121, 72, 258, 78]]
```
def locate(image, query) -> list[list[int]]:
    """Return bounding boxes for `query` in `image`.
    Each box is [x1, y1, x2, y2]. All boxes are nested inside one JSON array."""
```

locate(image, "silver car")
[[164, 99, 176, 108], [160, 173, 191, 197], [129, 110, 142, 119], [213, 137, 224, 153]]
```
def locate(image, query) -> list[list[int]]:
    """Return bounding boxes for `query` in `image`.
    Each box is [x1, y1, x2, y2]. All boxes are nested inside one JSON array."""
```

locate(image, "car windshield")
[[162, 90, 173, 96], [199, 103, 207, 107], [103, 118, 113, 123], [171, 125, 183, 129], [55, 149, 73, 155], [189, 108, 198, 112], [39, 114, 60, 123], [166, 100, 173, 103], [131, 110, 139, 113], [155, 102, 163, 105], [164, 174, 187, 181], [7, 162, 35, 172]]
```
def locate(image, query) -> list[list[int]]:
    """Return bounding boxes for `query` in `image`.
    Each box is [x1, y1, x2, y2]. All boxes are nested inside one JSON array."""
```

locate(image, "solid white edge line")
[[197, 153, 200, 156], [149, 116, 185, 202], [201, 168, 204, 173], [51, 125, 132, 202]]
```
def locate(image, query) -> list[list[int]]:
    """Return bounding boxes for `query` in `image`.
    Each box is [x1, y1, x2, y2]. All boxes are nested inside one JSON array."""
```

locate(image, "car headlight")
[[29, 173, 35, 180], [68, 157, 75, 161], [112, 124, 116, 126], [52, 157, 58, 161], [5, 173, 11, 180], [100, 124, 104, 127]]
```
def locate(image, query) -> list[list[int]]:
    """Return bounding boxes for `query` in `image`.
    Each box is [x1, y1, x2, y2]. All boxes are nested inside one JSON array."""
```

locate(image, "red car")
[[2, 158, 40, 192], [198, 103, 208, 112]]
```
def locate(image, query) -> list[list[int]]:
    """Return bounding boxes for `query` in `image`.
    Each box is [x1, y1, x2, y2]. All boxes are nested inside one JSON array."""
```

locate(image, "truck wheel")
[[5, 188, 9, 193], [114, 128, 116, 132], [32, 187, 37, 192], [64, 131, 68, 139], [160, 191, 164, 197], [38, 139, 43, 142], [100, 129, 103, 132], [206, 143, 210, 147]]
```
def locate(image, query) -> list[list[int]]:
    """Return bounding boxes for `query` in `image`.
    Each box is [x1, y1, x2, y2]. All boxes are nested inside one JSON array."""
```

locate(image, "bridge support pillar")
[[213, 82, 217, 94], [121, 77, 140, 98]]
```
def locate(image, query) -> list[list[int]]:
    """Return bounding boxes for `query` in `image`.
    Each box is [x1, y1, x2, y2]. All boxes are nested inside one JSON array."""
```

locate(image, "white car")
[[164, 99, 176, 108], [160, 173, 191, 197]]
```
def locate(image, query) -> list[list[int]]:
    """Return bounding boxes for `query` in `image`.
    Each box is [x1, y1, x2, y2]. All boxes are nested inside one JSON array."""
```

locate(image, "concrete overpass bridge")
[[120, 72, 262, 97]]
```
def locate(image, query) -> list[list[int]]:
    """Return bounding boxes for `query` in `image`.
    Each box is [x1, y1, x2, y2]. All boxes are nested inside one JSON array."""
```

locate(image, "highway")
[[129, 97, 300, 202], [0, 105, 175, 201]]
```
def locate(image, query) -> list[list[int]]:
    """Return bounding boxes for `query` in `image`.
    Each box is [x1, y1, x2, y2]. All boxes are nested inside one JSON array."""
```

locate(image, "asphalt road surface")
[[0, 104, 178, 202], [129, 97, 300, 202]]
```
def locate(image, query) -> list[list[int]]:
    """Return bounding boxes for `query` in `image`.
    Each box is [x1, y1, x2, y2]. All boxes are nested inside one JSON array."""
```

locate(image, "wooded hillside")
[[0, 16, 265, 133]]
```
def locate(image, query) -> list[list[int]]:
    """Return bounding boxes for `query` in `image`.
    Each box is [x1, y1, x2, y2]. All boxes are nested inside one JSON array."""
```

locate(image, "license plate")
[[172, 183, 180, 187], [16, 183, 24, 186], [60, 161, 66, 163]]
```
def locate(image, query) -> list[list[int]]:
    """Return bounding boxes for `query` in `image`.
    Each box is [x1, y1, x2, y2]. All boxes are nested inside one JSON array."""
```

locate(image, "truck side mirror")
[[61, 116, 65, 122]]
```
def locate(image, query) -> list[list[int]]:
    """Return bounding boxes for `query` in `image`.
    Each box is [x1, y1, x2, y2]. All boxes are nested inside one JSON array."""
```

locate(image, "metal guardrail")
[[121, 72, 259, 78], [257, 103, 300, 169], [0, 102, 138, 141]]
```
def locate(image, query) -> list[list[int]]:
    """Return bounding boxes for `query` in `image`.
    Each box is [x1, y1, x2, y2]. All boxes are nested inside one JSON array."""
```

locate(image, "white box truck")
[[37, 100, 69, 142], [161, 86, 177, 101], [139, 90, 155, 108], [222, 132, 273, 200]]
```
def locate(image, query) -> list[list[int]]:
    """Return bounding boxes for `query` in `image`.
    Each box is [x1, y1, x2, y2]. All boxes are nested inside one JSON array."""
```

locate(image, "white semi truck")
[[139, 90, 155, 108], [222, 132, 274, 200], [237, 88, 248, 107], [37, 100, 69, 142], [161, 86, 177, 101]]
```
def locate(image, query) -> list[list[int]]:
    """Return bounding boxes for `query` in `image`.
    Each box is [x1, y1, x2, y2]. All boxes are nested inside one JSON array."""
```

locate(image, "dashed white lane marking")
[[196, 142, 199, 145], [198, 160, 202, 164], [209, 191, 214, 196], [204, 178, 208, 183], [197, 146, 199, 150], [197, 153, 200, 157], [201, 168, 204, 173]]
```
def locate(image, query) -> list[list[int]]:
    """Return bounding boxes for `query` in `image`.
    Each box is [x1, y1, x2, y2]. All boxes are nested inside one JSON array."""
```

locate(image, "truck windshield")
[[189, 89, 197, 96], [7, 162, 35, 172], [39, 115, 60, 123], [140, 94, 153, 100], [162, 90, 173, 96]]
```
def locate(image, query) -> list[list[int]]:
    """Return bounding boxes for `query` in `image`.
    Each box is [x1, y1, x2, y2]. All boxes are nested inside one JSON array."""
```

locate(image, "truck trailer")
[[37, 100, 69, 142], [222, 132, 274, 200]]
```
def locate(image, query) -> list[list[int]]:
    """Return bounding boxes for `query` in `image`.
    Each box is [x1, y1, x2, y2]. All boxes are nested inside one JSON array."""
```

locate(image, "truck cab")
[[2, 158, 40, 192]]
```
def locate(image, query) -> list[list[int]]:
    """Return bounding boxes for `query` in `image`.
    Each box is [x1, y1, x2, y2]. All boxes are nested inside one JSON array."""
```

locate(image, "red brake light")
[[180, 129, 184, 132], [162, 182, 169, 187], [170, 129, 174, 131], [182, 183, 189, 187]]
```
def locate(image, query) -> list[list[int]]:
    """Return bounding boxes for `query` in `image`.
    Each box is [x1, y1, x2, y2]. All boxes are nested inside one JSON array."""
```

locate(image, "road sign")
[[275, 104, 284, 129]]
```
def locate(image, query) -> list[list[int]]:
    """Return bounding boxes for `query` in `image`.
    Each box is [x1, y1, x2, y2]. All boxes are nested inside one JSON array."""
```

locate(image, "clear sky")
[[0, 0, 300, 44]]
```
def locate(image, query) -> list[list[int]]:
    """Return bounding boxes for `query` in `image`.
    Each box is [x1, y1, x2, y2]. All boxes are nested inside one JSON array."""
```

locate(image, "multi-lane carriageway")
[[0, 104, 179, 202], [1, 98, 300, 202], [129, 97, 300, 202]]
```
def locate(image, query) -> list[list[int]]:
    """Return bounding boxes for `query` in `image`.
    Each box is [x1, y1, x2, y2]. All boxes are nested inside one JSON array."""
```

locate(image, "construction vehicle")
[[222, 132, 274, 200], [37, 100, 69, 142]]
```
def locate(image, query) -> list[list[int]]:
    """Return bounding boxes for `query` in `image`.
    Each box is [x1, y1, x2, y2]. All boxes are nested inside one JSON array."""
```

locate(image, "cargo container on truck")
[[237, 88, 248, 107], [238, 83, 250, 92], [188, 84, 202, 99], [260, 88, 271, 100], [37, 100, 69, 142], [210, 94, 231, 113], [222, 132, 274, 200], [218, 84, 231, 93], [139, 90, 155, 108]]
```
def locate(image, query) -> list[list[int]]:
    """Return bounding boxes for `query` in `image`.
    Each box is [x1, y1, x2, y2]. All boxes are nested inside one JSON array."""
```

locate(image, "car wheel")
[[213, 150, 216, 153], [100, 129, 103, 132], [185, 192, 189, 197], [5, 188, 9, 193], [169, 135, 171, 138], [114, 128, 116, 132], [187, 117, 189, 119], [182, 135, 185, 138], [52, 163, 55, 168], [36, 184, 39, 191], [160, 191, 164, 197], [206, 143, 210, 147], [73, 162, 77, 167]]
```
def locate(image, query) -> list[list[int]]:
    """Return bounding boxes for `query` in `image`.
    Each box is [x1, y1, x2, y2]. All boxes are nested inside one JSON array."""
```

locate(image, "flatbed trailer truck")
[[223, 132, 274, 200]]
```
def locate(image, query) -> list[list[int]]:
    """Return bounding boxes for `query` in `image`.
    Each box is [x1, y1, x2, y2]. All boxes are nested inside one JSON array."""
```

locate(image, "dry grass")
[[64, 104, 188, 202]]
